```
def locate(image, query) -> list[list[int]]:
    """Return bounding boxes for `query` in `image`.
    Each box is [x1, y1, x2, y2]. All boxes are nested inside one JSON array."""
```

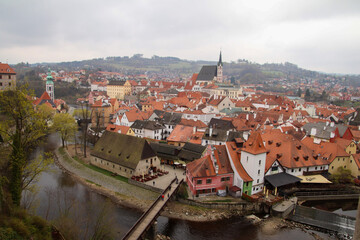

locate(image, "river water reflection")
[[32, 135, 335, 239]]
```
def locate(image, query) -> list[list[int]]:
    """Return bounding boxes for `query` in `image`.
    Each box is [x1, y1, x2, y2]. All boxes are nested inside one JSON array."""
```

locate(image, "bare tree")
[[74, 101, 91, 158]]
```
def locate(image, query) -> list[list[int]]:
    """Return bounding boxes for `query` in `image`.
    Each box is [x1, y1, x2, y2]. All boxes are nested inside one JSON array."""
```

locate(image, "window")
[[258, 170, 260, 175], [247, 156, 249, 162], [332, 166, 334, 169], [257, 179, 259, 183], [271, 166, 278, 172], [125, 169, 127, 172], [0, 82, 2, 86], [113, 164, 115, 168], [146, 159, 148, 163], [291, 169, 294, 173], [344, 166, 347, 169], [197, 180, 202, 185], [246, 182, 248, 187], [8, 75, 11, 79], [351, 160, 353, 163], [258, 160, 261, 165], [299, 168, 301, 172], [206, 179, 212, 184], [315, 167, 317, 170]]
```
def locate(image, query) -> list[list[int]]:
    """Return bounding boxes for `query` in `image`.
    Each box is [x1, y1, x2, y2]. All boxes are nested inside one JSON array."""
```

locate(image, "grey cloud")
[[0, 0, 359, 74]]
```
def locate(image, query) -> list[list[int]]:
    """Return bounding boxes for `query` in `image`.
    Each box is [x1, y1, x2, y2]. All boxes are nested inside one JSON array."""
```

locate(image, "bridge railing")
[[295, 190, 357, 196], [122, 177, 183, 240]]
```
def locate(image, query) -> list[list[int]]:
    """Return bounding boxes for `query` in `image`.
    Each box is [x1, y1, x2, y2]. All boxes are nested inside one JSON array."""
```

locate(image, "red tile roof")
[[0, 63, 16, 74], [214, 145, 233, 175], [226, 142, 253, 182], [167, 125, 194, 142], [262, 131, 329, 170], [186, 155, 216, 178], [179, 119, 207, 128], [242, 131, 266, 155]]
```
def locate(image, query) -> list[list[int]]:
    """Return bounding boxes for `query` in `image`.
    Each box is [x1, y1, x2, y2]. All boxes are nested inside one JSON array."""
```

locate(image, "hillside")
[[12, 54, 360, 86]]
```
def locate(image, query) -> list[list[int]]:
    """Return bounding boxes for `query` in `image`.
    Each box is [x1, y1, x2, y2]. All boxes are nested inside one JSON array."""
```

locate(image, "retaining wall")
[[128, 179, 163, 193], [178, 198, 263, 213]]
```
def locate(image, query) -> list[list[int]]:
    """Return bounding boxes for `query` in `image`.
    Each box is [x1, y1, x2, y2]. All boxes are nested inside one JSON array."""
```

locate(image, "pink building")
[[186, 145, 233, 197]]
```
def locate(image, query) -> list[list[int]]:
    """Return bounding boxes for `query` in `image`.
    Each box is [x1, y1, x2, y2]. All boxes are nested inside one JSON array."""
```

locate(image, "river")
[[30, 134, 336, 239]]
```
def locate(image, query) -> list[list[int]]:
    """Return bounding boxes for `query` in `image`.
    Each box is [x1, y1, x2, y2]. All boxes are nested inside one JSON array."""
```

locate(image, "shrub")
[[0, 227, 22, 240], [31, 215, 48, 230], [9, 218, 30, 237], [12, 208, 28, 220], [177, 182, 189, 199]]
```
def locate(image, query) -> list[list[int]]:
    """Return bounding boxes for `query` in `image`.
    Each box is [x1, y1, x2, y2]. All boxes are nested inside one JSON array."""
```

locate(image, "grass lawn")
[[58, 147, 128, 183]]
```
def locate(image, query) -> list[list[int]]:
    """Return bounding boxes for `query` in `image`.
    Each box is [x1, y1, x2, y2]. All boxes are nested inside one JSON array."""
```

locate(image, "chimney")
[[310, 128, 317, 136], [209, 126, 213, 137], [226, 130, 229, 136], [193, 126, 197, 134], [246, 114, 249, 121], [243, 132, 249, 141], [330, 122, 335, 127]]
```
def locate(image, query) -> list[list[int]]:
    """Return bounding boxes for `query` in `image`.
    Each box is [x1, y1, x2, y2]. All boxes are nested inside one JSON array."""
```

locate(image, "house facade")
[[90, 131, 160, 178], [0, 63, 16, 91]]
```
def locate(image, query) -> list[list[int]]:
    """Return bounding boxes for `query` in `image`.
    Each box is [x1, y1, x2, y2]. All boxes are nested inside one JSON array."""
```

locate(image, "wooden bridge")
[[295, 191, 360, 201], [122, 177, 184, 240]]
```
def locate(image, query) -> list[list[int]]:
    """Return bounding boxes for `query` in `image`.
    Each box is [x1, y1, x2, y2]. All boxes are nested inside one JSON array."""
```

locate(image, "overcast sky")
[[0, 0, 359, 74]]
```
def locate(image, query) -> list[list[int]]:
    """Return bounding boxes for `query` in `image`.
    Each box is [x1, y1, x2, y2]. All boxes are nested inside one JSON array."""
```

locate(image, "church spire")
[[218, 51, 223, 66]]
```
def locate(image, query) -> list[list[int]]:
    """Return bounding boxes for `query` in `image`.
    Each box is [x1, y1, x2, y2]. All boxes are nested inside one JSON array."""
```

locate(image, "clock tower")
[[46, 69, 55, 101]]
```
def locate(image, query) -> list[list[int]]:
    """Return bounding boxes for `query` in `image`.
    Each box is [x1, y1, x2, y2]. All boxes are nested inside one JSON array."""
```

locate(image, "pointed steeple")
[[218, 51, 223, 66]]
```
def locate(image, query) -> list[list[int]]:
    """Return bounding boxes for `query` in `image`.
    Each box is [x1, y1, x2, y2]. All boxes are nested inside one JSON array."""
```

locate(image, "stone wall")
[[178, 198, 263, 213], [128, 178, 163, 193]]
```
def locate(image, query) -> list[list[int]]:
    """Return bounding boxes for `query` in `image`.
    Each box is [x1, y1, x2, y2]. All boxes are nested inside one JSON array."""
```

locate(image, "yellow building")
[[328, 139, 356, 176], [210, 86, 243, 99], [107, 80, 131, 100]]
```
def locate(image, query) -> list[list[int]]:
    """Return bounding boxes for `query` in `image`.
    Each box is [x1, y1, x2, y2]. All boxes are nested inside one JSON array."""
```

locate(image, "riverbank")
[[53, 146, 236, 222], [53, 147, 342, 239]]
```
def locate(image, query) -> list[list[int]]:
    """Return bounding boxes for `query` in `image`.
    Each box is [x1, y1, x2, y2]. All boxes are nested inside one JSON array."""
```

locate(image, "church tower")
[[217, 51, 223, 83], [46, 69, 54, 101]]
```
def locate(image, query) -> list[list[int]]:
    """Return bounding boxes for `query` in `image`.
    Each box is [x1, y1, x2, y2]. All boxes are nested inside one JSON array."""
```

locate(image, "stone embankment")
[[53, 148, 250, 221]]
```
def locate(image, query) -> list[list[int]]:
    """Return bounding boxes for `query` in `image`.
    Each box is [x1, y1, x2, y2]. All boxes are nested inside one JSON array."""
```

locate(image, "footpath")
[[54, 148, 158, 210], [53, 147, 241, 221]]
